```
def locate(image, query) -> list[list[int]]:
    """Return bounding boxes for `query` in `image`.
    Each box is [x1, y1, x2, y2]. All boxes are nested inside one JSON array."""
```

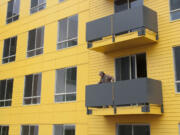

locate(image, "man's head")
[[99, 71, 105, 77]]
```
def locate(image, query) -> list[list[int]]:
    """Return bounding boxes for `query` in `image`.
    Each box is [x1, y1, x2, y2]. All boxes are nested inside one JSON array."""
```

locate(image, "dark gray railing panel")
[[147, 79, 162, 104], [86, 6, 158, 42], [143, 6, 158, 33], [86, 15, 112, 42], [114, 78, 162, 105], [113, 6, 144, 35], [85, 78, 162, 107], [86, 83, 113, 107], [114, 78, 148, 105]]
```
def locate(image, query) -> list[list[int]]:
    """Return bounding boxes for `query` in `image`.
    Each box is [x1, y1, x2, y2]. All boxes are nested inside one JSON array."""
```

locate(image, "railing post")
[[112, 82, 117, 114]]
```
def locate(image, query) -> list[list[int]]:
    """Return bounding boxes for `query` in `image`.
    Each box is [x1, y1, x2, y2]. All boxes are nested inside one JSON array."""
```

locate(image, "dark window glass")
[[68, 15, 78, 40], [174, 47, 180, 81], [59, 0, 65, 2], [170, 0, 180, 11], [136, 53, 147, 78], [171, 10, 180, 21], [33, 74, 41, 96], [54, 125, 75, 135], [36, 27, 44, 48], [131, 56, 136, 79], [0, 126, 9, 135], [170, 0, 180, 20], [3, 39, 10, 58], [116, 57, 130, 81], [115, 0, 143, 13], [6, 79, 13, 100], [31, 0, 38, 8], [0, 79, 13, 107], [21, 126, 29, 135], [66, 68, 76, 93], [57, 15, 78, 50], [54, 125, 63, 135], [64, 125, 75, 135], [27, 27, 44, 57], [2, 37, 17, 64], [6, 0, 20, 24], [28, 29, 36, 50], [134, 125, 150, 135], [117, 125, 150, 135], [24, 73, 41, 105], [21, 125, 38, 135], [118, 125, 132, 135], [55, 67, 77, 102], [115, 0, 128, 13], [30, 0, 46, 14], [7, 0, 13, 18], [24, 75, 33, 97], [115, 53, 147, 81], [56, 69, 66, 94]]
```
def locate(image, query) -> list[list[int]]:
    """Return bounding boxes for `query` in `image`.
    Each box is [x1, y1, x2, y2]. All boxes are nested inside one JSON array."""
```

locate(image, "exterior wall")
[[87, 0, 180, 135], [0, 0, 89, 135], [0, 0, 180, 135]]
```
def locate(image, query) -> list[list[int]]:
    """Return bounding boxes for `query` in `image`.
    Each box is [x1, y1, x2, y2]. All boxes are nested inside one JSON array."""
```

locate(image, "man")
[[99, 71, 114, 84]]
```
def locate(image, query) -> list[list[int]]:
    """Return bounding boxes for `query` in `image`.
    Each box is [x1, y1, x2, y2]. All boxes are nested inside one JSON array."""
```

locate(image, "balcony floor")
[[88, 104, 162, 116], [89, 29, 157, 53]]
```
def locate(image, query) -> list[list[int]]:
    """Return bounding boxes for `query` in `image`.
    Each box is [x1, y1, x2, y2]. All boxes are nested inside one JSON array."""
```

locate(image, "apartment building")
[[0, 0, 180, 135]]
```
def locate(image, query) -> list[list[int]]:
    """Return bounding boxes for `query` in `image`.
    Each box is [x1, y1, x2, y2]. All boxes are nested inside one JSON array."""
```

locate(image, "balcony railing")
[[85, 78, 163, 115], [86, 6, 158, 52]]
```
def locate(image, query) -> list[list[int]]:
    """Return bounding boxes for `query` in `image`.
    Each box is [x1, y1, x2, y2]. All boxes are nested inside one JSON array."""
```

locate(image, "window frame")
[[30, 0, 46, 14], [6, 0, 20, 24], [0, 79, 13, 108], [116, 124, 150, 135], [115, 53, 147, 81], [2, 36, 17, 64], [23, 73, 42, 105], [55, 67, 77, 103], [27, 26, 44, 58], [0, 125, 9, 135], [169, 0, 180, 21], [114, 0, 143, 13], [173, 47, 180, 93], [57, 15, 78, 50], [20, 125, 39, 135], [53, 124, 75, 135]]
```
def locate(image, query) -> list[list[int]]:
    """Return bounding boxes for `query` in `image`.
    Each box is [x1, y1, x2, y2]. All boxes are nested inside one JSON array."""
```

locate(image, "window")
[[0, 79, 13, 107], [0, 126, 9, 135], [2, 36, 17, 64], [115, 53, 147, 81], [6, 0, 20, 24], [27, 26, 44, 57], [170, 0, 180, 20], [173, 47, 180, 92], [21, 125, 39, 135], [54, 125, 75, 135], [23, 73, 42, 105], [55, 67, 77, 102], [117, 125, 150, 135], [57, 15, 78, 50], [30, 0, 46, 14], [59, 0, 65, 2], [115, 0, 143, 13]]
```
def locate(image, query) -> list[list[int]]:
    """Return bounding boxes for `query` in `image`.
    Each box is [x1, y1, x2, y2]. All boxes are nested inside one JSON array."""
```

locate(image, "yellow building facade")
[[0, 0, 180, 135]]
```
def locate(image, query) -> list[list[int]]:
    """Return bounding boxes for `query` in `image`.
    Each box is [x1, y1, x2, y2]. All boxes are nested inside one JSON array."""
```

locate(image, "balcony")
[[85, 78, 163, 116], [86, 6, 158, 53]]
